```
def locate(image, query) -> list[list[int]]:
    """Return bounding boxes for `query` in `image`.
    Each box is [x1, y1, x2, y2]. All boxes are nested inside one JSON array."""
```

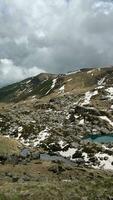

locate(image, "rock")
[[48, 165, 58, 173], [100, 157, 104, 161], [12, 175, 19, 182], [31, 152, 40, 160], [76, 158, 85, 165], [74, 106, 101, 116], [107, 196, 113, 200], [7, 155, 19, 165], [48, 164, 65, 174], [5, 172, 13, 177], [49, 143, 61, 152], [0, 155, 7, 164], [21, 160, 28, 165], [72, 150, 83, 159], [20, 148, 31, 158], [104, 156, 108, 160], [89, 156, 98, 163], [20, 175, 31, 182]]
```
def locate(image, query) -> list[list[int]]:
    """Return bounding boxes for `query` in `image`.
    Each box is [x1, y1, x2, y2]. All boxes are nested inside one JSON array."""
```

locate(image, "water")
[[83, 134, 113, 143]]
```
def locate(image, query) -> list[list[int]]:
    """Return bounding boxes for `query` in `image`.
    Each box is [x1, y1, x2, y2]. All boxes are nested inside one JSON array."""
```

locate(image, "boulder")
[[20, 148, 31, 158], [31, 152, 40, 160]]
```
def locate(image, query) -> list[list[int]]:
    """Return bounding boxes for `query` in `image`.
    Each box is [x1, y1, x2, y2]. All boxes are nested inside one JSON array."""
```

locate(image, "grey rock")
[[20, 148, 31, 158]]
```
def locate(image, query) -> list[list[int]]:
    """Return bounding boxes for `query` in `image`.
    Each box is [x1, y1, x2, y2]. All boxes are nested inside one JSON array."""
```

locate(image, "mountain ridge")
[[1, 66, 113, 103]]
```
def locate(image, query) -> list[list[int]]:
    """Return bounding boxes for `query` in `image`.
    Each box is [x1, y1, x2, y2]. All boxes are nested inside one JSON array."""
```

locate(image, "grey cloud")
[[0, 0, 113, 85]]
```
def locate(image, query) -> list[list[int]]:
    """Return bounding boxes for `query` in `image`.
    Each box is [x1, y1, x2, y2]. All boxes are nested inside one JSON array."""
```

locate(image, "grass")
[[0, 136, 22, 156], [0, 161, 112, 200]]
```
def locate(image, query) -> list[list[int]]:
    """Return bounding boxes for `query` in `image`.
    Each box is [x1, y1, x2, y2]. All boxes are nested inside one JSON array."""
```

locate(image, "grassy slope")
[[0, 164, 112, 200], [0, 136, 21, 155]]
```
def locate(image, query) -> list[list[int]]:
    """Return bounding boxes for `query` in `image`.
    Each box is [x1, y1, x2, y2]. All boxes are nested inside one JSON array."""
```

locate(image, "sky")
[[0, 0, 113, 86]]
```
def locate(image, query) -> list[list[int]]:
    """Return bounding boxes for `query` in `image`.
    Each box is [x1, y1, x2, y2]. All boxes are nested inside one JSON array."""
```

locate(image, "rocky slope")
[[1, 66, 113, 171]]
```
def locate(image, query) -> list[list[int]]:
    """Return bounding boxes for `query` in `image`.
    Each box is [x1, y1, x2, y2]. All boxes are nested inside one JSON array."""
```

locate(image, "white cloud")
[[0, 59, 45, 87]]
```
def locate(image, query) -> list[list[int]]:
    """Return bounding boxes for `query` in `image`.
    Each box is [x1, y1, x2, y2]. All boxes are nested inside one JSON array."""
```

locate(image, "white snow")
[[35, 127, 50, 145], [95, 153, 113, 170], [28, 89, 32, 93], [59, 148, 76, 159], [111, 105, 113, 109], [59, 85, 65, 93], [82, 152, 89, 162], [18, 126, 23, 132], [81, 90, 98, 105], [32, 95, 36, 99], [79, 119, 84, 125], [51, 78, 57, 90], [46, 78, 57, 94], [105, 87, 113, 100], [74, 115, 79, 119], [59, 140, 67, 149], [31, 120, 36, 123], [16, 133, 22, 140], [0, 118, 2, 122], [100, 116, 113, 126], [19, 127, 50, 147], [98, 77, 105, 86], [26, 80, 31, 84], [87, 69, 95, 74], [95, 77, 105, 89], [97, 86, 104, 89], [66, 114, 71, 120], [67, 78, 72, 82], [66, 70, 80, 75]]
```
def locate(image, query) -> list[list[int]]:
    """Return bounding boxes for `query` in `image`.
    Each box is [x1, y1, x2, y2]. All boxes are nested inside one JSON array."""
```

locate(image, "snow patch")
[[98, 77, 105, 86], [79, 119, 84, 125], [100, 116, 113, 127], [51, 78, 57, 90], [35, 127, 50, 145], [20, 127, 50, 147], [46, 78, 57, 95], [59, 85, 65, 93], [26, 80, 31, 84], [95, 153, 113, 170], [82, 152, 89, 162], [59, 140, 67, 149], [66, 70, 80, 75], [18, 126, 23, 132], [105, 87, 113, 100], [74, 115, 79, 119], [59, 148, 76, 159], [81, 90, 98, 105], [0, 118, 2, 122], [67, 78, 72, 82]]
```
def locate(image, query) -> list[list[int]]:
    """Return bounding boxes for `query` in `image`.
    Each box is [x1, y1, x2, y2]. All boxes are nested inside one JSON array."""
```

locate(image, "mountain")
[[1, 67, 113, 165], [1, 66, 113, 104], [1, 66, 113, 199]]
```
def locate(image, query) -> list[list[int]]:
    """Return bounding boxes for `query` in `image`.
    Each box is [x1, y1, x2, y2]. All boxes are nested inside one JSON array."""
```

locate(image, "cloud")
[[0, 59, 45, 87], [0, 0, 113, 85]]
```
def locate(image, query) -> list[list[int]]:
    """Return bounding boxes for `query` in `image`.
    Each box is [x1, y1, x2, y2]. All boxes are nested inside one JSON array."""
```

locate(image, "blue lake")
[[83, 134, 113, 143]]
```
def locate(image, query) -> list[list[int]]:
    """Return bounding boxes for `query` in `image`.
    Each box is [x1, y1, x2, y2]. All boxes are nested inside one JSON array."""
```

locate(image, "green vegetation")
[[0, 137, 21, 155], [0, 166, 113, 200]]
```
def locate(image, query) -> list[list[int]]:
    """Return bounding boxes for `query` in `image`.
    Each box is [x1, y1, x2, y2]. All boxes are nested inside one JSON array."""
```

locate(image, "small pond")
[[83, 134, 113, 143]]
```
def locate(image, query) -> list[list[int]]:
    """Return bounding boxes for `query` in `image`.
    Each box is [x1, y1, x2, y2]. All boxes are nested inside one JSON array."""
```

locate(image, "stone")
[[20, 148, 31, 158], [12, 175, 19, 182], [104, 156, 108, 160], [31, 152, 40, 160]]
